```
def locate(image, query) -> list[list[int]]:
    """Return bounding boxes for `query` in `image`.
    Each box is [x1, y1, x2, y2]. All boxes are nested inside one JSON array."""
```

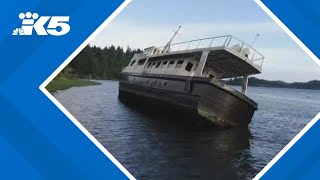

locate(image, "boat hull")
[[119, 73, 257, 127]]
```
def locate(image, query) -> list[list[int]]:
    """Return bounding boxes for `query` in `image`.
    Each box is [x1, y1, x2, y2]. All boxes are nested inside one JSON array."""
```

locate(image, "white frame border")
[[38, 0, 320, 179], [39, 0, 136, 179], [254, 0, 320, 66], [254, 0, 320, 179]]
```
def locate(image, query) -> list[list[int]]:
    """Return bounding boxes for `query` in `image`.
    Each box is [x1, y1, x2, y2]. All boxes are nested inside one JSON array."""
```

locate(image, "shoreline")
[[46, 78, 319, 92], [46, 78, 101, 93]]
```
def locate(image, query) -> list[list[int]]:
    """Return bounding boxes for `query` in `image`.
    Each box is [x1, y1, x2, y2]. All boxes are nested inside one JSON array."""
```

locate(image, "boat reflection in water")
[[119, 95, 254, 179]]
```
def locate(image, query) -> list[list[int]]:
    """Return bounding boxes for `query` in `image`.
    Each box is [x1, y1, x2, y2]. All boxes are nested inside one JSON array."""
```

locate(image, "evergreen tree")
[[63, 45, 142, 80]]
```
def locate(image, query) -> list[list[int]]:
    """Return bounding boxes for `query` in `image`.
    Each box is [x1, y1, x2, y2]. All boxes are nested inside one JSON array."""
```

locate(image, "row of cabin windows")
[[130, 58, 147, 66], [144, 60, 194, 72]]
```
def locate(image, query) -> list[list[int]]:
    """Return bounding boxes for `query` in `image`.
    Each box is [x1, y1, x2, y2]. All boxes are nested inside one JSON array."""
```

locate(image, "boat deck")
[[142, 35, 264, 78]]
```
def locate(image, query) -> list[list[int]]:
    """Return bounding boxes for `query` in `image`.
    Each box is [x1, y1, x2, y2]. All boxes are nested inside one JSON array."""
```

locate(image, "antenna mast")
[[250, 33, 260, 47], [163, 25, 181, 53]]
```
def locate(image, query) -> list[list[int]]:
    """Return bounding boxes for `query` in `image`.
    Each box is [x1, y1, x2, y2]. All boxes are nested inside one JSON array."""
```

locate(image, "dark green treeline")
[[65, 45, 142, 79], [223, 77, 320, 90]]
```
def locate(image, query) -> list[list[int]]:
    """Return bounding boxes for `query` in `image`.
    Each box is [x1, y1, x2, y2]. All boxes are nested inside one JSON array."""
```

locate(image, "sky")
[[90, 0, 320, 82]]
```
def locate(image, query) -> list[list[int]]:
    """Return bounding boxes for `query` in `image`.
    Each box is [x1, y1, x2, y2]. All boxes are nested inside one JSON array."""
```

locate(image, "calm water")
[[54, 80, 320, 179]]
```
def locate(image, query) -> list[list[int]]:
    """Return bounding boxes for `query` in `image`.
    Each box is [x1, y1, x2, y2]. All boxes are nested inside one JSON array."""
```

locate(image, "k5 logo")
[[12, 12, 70, 36]]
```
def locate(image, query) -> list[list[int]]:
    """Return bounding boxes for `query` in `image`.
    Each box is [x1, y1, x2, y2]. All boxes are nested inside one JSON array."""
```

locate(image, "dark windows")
[[130, 60, 136, 66], [156, 61, 161, 68], [168, 61, 175, 68], [175, 60, 184, 68], [152, 62, 156, 68], [161, 61, 168, 68], [185, 62, 193, 71], [145, 60, 192, 69], [138, 58, 146, 65]]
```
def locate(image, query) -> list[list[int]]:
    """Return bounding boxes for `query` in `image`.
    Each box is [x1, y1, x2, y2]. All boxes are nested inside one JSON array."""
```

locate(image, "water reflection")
[[119, 94, 253, 179], [54, 81, 318, 179]]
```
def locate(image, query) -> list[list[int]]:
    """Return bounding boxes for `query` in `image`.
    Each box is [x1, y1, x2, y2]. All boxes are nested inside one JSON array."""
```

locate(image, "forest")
[[64, 45, 142, 79], [223, 77, 320, 90]]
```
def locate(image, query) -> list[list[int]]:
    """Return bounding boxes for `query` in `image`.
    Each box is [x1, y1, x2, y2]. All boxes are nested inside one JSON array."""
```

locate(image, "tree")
[[63, 45, 142, 80]]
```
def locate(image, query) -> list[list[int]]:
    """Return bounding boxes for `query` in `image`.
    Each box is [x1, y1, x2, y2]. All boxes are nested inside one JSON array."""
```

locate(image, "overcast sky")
[[90, 0, 320, 82]]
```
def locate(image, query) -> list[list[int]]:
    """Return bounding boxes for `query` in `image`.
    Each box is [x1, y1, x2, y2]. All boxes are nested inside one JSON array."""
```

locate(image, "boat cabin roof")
[[124, 35, 264, 79]]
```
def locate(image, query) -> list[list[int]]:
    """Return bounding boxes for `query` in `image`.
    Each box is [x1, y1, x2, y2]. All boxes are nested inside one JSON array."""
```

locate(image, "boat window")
[[156, 61, 161, 68], [147, 62, 152, 68], [185, 62, 193, 72], [137, 58, 146, 65], [152, 62, 156, 68], [168, 60, 175, 68], [130, 60, 136, 66], [161, 61, 168, 68], [175, 60, 184, 68]]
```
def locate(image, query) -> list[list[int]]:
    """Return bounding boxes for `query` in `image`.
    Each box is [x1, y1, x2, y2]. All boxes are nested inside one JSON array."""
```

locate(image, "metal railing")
[[144, 35, 265, 68]]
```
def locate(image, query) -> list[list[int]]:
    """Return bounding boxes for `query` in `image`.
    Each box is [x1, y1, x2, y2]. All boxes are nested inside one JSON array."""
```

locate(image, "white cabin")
[[122, 35, 264, 94]]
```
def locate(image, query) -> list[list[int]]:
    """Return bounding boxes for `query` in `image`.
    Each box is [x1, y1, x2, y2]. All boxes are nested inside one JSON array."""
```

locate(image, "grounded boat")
[[119, 27, 264, 127]]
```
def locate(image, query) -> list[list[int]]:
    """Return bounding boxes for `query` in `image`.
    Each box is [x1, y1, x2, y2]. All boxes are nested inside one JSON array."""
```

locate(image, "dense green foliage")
[[223, 77, 320, 90], [66, 45, 142, 79]]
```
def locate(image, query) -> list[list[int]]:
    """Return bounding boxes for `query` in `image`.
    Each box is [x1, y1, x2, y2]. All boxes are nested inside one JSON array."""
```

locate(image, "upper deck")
[[122, 35, 264, 79]]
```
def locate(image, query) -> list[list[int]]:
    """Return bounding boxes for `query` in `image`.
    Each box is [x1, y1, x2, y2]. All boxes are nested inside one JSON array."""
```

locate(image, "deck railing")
[[144, 35, 265, 68]]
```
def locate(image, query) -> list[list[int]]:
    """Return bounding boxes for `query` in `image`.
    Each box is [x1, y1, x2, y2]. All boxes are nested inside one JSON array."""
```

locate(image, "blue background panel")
[[260, 0, 320, 179], [261, 0, 320, 62], [0, 0, 129, 179]]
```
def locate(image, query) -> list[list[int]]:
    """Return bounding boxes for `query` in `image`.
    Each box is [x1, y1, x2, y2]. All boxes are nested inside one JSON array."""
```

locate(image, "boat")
[[119, 26, 264, 127]]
